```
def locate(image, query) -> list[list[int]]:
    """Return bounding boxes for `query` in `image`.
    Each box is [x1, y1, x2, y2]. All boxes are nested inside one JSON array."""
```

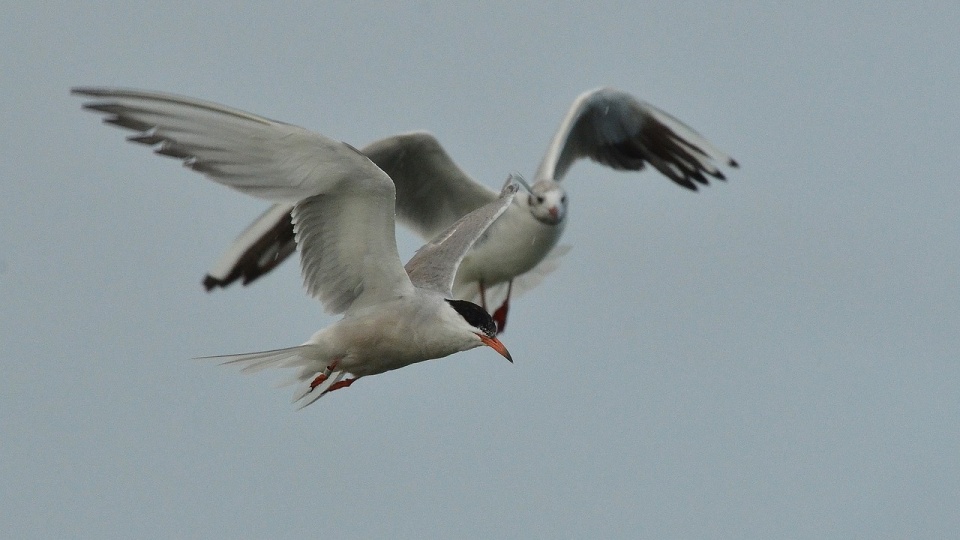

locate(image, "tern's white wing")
[[364, 131, 498, 239], [404, 181, 518, 297], [201, 131, 497, 290], [73, 87, 415, 314], [534, 87, 738, 190]]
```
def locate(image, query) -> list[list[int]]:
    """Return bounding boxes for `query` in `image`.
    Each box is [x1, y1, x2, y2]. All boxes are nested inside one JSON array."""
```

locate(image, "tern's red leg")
[[323, 376, 360, 394], [309, 360, 340, 391], [492, 280, 513, 333], [309, 373, 328, 390]]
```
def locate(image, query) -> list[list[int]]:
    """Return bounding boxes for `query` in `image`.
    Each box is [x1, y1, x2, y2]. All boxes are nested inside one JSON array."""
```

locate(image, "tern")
[[201, 88, 738, 332], [73, 87, 515, 407]]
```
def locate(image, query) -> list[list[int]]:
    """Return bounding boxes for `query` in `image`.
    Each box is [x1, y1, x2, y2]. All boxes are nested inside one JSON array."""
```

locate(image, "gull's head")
[[525, 179, 568, 226], [445, 299, 513, 362]]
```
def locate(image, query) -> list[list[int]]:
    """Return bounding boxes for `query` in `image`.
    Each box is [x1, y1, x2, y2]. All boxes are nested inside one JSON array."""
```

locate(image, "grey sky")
[[2, 2, 958, 538]]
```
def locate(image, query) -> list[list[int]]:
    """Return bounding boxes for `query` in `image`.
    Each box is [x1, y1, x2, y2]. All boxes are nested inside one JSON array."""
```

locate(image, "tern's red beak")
[[478, 334, 513, 363]]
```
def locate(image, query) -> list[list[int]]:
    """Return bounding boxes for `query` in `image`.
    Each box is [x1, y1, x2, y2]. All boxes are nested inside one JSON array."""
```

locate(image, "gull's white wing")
[[73, 87, 415, 314], [404, 181, 518, 297], [534, 87, 738, 190], [363, 131, 497, 239]]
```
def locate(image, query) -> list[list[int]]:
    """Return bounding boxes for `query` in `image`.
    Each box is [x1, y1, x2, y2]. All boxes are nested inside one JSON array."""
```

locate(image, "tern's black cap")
[[446, 299, 497, 338]]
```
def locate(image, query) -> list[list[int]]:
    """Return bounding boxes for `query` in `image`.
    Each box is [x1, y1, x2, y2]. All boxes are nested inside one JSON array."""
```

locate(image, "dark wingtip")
[[81, 103, 117, 114], [202, 275, 224, 292], [127, 133, 164, 145], [728, 158, 739, 168], [675, 178, 699, 192]]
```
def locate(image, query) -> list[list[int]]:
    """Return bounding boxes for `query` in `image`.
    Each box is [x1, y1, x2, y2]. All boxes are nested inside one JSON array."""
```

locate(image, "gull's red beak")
[[478, 334, 513, 363]]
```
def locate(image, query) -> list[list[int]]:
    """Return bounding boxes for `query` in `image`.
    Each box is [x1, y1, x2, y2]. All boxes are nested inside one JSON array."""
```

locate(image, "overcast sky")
[[2, 2, 959, 538]]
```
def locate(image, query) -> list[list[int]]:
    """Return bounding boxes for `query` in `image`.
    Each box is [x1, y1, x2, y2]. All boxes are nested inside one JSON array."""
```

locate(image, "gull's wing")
[[404, 181, 518, 297], [200, 131, 497, 291], [73, 87, 415, 314], [363, 131, 497, 239], [203, 202, 295, 290], [534, 87, 738, 191]]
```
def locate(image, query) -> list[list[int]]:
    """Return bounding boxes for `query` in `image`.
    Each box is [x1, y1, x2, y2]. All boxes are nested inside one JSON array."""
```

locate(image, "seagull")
[[72, 87, 515, 407], [201, 87, 738, 332]]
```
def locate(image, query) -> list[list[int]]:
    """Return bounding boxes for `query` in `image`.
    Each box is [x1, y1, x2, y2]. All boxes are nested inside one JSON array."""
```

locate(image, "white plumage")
[[201, 87, 737, 331], [74, 87, 514, 407]]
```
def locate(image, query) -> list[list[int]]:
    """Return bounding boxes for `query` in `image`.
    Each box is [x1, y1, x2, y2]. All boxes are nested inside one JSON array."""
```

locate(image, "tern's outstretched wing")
[[534, 87, 738, 190], [201, 131, 496, 291], [73, 87, 415, 314], [404, 180, 518, 297]]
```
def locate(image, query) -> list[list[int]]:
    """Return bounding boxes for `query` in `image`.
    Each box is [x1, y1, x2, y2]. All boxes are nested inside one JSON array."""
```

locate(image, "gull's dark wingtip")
[[71, 86, 106, 97], [202, 275, 222, 292], [674, 178, 699, 192]]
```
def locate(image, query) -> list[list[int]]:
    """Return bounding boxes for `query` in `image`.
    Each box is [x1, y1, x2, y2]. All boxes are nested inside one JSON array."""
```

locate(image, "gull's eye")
[[536, 195, 545, 204]]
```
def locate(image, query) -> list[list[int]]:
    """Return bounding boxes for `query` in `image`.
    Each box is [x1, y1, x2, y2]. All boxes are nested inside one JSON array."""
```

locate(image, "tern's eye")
[[536, 195, 545, 204]]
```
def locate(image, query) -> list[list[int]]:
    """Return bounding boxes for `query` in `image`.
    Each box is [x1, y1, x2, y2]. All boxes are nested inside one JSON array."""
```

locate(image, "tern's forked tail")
[[198, 344, 355, 408]]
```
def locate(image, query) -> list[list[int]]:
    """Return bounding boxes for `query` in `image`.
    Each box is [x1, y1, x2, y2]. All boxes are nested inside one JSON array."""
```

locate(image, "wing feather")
[[73, 87, 415, 313], [203, 203, 296, 290], [404, 181, 518, 296], [199, 131, 499, 291], [534, 87, 737, 190], [363, 131, 497, 238]]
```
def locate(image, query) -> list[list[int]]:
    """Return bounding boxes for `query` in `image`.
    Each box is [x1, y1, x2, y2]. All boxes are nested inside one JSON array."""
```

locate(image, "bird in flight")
[[73, 87, 515, 407], [201, 87, 738, 332]]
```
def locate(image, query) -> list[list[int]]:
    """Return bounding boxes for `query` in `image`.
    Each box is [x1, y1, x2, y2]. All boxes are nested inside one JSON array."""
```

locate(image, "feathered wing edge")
[[642, 104, 739, 170], [197, 344, 351, 409]]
